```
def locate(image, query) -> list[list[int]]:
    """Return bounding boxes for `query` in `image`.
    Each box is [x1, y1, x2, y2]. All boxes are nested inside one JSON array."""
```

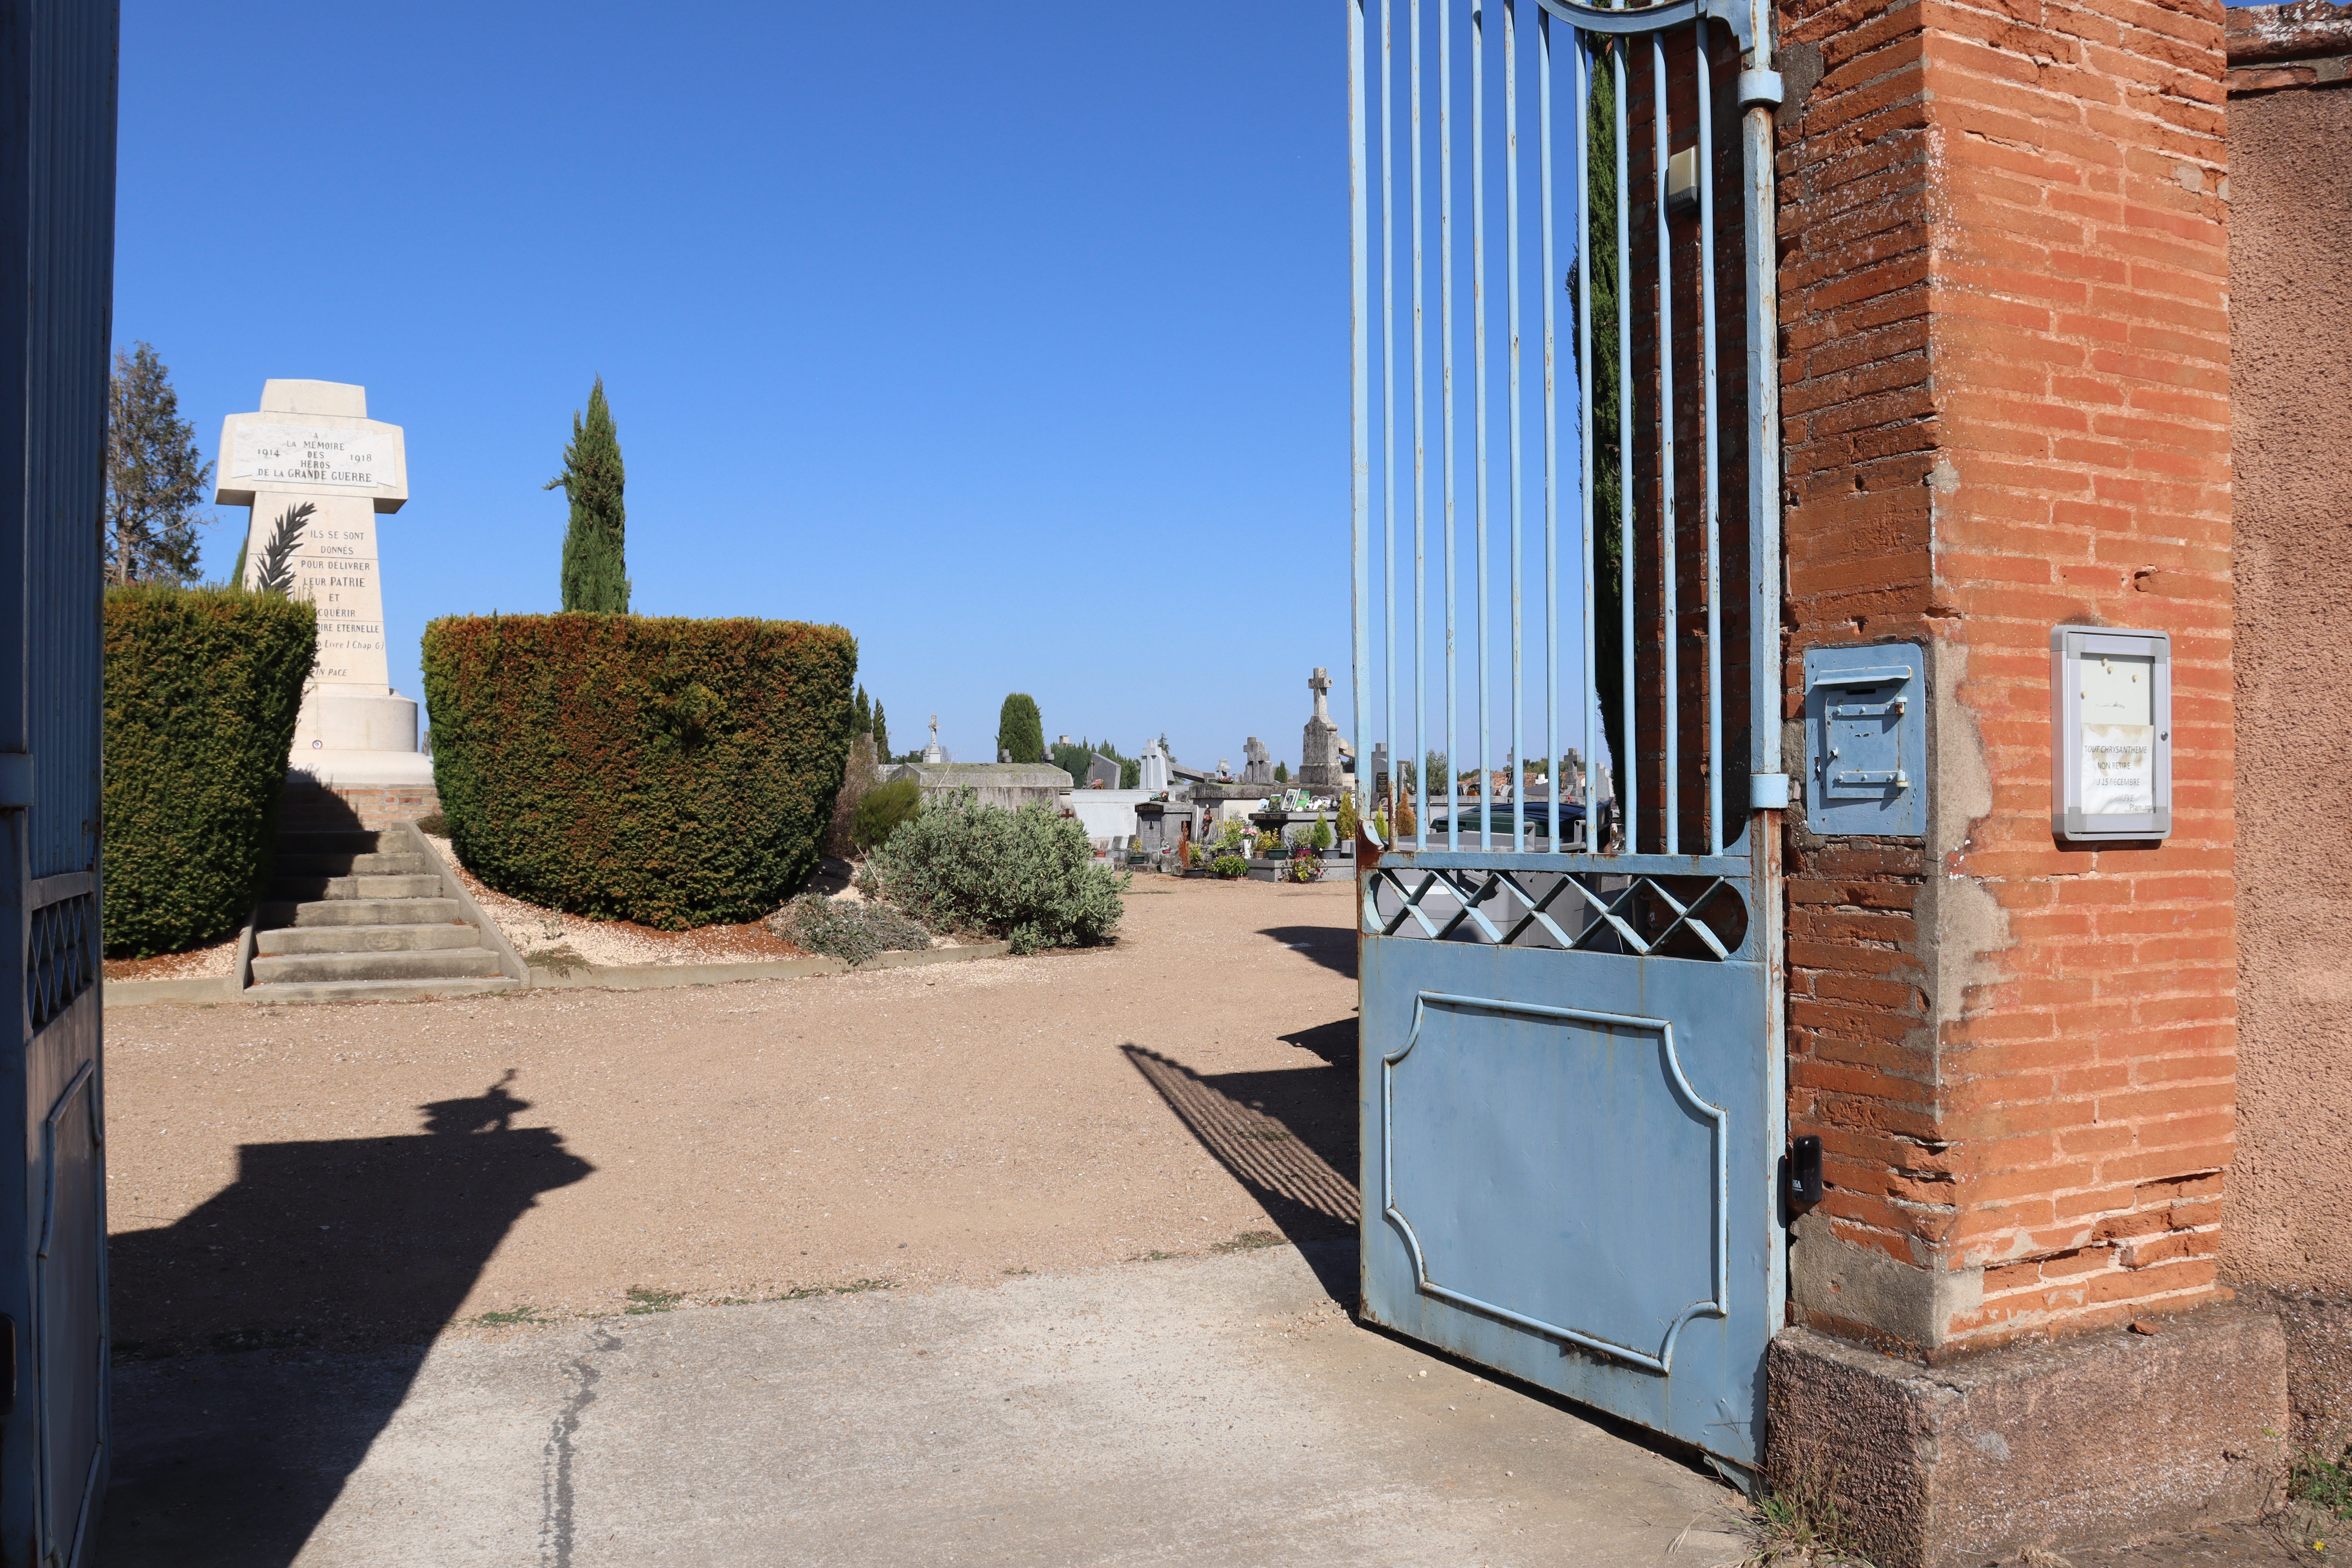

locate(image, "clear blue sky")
[[116, 2, 1354, 774]]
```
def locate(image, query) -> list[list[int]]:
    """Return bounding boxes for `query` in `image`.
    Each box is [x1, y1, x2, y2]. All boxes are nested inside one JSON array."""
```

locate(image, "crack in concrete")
[[540, 1326, 622, 1567]]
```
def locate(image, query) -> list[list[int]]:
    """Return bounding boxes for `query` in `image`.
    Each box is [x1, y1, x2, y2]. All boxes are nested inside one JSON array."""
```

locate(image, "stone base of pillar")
[[291, 687, 417, 753], [1766, 1304, 2288, 1568]]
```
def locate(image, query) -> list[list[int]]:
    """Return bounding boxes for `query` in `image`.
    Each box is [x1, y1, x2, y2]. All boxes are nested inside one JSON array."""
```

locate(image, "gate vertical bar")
[[1472, 0, 1492, 851], [1505, 0, 1524, 851], [1442, 0, 1459, 849], [1539, 9, 1560, 852], [1413, 0, 1429, 848], [1383, 0, 1399, 821], [1744, 64, 1781, 794], [1614, 38, 1634, 852], [1351, 0, 1372, 819], [1652, 32, 1677, 856], [1577, 32, 1595, 853], [1698, 18, 1723, 856]]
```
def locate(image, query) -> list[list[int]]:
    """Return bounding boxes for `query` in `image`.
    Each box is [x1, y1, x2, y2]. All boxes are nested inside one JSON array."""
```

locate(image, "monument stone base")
[[291, 687, 418, 753]]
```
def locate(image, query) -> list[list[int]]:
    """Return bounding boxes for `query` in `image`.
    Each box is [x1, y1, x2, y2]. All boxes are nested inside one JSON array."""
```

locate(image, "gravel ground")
[[102, 932, 240, 983], [103, 875, 1361, 1355], [425, 832, 822, 968]]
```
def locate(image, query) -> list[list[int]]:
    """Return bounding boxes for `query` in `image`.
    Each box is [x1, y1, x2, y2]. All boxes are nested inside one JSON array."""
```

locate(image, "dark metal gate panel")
[[1345, 0, 1784, 1474], [0, 0, 121, 1561]]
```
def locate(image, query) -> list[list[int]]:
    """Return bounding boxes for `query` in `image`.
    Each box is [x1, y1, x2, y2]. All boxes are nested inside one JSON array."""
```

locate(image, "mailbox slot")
[[1803, 644, 1926, 837]]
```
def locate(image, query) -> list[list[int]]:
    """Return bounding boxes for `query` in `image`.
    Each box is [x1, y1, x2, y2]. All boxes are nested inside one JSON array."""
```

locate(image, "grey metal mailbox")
[[1804, 643, 1926, 837], [2051, 625, 2170, 843]]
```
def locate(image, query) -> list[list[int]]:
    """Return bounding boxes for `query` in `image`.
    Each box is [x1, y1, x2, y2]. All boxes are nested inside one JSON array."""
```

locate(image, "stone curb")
[[106, 937, 1013, 1006], [524, 940, 1012, 992]]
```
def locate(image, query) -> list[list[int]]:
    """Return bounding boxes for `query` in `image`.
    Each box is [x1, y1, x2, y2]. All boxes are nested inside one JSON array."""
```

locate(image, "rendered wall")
[[2221, 5, 2352, 1457]]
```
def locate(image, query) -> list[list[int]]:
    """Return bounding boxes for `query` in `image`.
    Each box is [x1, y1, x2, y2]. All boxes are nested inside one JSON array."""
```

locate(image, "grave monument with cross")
[[217, 379, 424, 773]]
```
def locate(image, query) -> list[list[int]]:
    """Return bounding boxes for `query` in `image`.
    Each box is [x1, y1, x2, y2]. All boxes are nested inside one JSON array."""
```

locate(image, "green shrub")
[[1312, 810, 1334, 851], [852, 776, 922, 854], [422, 613, 856, 928], [102, 584, 316, 956], [769, 892, 929, 968], [862, 789, 1123, 955], [1212, 854, 1249, 880]]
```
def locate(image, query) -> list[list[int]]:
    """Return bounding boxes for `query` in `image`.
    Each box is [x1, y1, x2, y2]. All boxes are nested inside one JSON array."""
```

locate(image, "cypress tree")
[[853, 685, 873, 737], [546, 377, 631, 613], [872, 701, 889, 761], [996, 694, 1044, 764], [1570, 48, 1626, 824]]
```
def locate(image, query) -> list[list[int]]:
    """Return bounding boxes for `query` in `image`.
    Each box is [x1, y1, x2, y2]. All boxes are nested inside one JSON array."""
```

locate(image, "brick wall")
[[1778, 0, 2234, 1356], [279, 777, 441, 834]]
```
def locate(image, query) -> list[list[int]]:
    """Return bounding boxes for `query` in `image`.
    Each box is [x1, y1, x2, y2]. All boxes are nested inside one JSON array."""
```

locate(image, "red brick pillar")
[[1762, 0, 2285, 1558]]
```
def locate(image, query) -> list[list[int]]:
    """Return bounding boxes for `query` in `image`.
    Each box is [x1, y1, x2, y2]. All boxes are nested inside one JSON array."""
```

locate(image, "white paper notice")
[[232, 423, 387, 488], [2079, 653, 2156, 817]]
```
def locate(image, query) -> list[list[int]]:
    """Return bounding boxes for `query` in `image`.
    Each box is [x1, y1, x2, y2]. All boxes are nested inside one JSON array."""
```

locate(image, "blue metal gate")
[[0, 1, 121, 1561], [1345, 0, 1784, 1473]]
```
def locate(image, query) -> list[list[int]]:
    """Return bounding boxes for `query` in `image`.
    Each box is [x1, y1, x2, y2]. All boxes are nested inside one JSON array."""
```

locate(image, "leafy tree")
[[996, 693, 1044, 764], [546, 376, 631, 613], [105, 342, 213, 585]]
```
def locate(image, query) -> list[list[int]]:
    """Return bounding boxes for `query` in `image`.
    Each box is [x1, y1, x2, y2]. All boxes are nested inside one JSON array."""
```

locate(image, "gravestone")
[[1299, 667, 1347, 788], [1086, 753, 1121, 790], [1140, 736, 1171, 793], [218, 380, 412, 754], [922, 714, 947, 764], [1241, 737, 1274, 786]]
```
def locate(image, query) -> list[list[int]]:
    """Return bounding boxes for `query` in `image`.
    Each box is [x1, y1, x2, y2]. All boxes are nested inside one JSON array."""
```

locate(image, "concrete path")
[[98, 1242, 1746, 1568]]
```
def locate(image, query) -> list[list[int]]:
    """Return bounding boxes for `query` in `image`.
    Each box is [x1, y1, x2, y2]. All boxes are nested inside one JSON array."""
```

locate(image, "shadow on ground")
[[1123, 1034, 1359, 1304], [96, 1072, 592, 1568], [1261, 925, 1356, 980]]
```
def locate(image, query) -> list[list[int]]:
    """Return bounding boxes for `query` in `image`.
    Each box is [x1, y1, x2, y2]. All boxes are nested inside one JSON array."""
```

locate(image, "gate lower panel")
[[1359, 923, 1775, 1470]]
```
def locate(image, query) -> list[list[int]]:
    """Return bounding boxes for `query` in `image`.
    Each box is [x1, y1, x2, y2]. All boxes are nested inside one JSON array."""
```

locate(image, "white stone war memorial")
[[218, 379, 431, 788]]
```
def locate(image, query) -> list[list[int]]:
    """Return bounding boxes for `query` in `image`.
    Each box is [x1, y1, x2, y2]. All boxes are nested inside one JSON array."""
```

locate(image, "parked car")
[[1421, 798, 1607, 845]]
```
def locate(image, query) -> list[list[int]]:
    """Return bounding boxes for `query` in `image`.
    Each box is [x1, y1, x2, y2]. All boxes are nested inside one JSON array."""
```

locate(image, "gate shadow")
[[1259, 925, 1357, 980], [95, 1071, 592, 1568], [1122, 1032, 1359, 1303]]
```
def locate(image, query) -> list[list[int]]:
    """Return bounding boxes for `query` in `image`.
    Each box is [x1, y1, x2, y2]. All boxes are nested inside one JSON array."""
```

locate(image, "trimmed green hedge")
[[103, 584, 317, 957], [422, 613, 857, 928]]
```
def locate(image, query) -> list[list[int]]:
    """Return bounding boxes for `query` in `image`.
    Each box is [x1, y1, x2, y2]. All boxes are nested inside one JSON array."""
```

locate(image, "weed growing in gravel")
[[521, 943, 589, 975], [777, 1278, 894, 1301], [1743, 1463, 1875, 1568], [767, 892, 929, 968], [2295, 1445, 2352, 1519], [1213, 1230, 1288, 1252], [624, 1287, 684, 1314], [474, 1304, 549, 1327]]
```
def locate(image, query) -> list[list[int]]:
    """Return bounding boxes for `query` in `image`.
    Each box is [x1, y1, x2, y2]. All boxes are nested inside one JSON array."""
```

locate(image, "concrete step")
[[276, 831, 382, 856], [273, 851, 430, 878], [267, 874, 443, 902], [249, 947, 505, 985], [259, 898, 466, 928], [243, 976, 523, 1006], [255, 923, 482, 957]]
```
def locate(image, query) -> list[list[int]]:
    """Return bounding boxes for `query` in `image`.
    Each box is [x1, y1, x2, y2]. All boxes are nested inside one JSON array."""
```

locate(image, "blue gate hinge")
[[1749, 773, 1791, 810], [0, 751, 27, 809]]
